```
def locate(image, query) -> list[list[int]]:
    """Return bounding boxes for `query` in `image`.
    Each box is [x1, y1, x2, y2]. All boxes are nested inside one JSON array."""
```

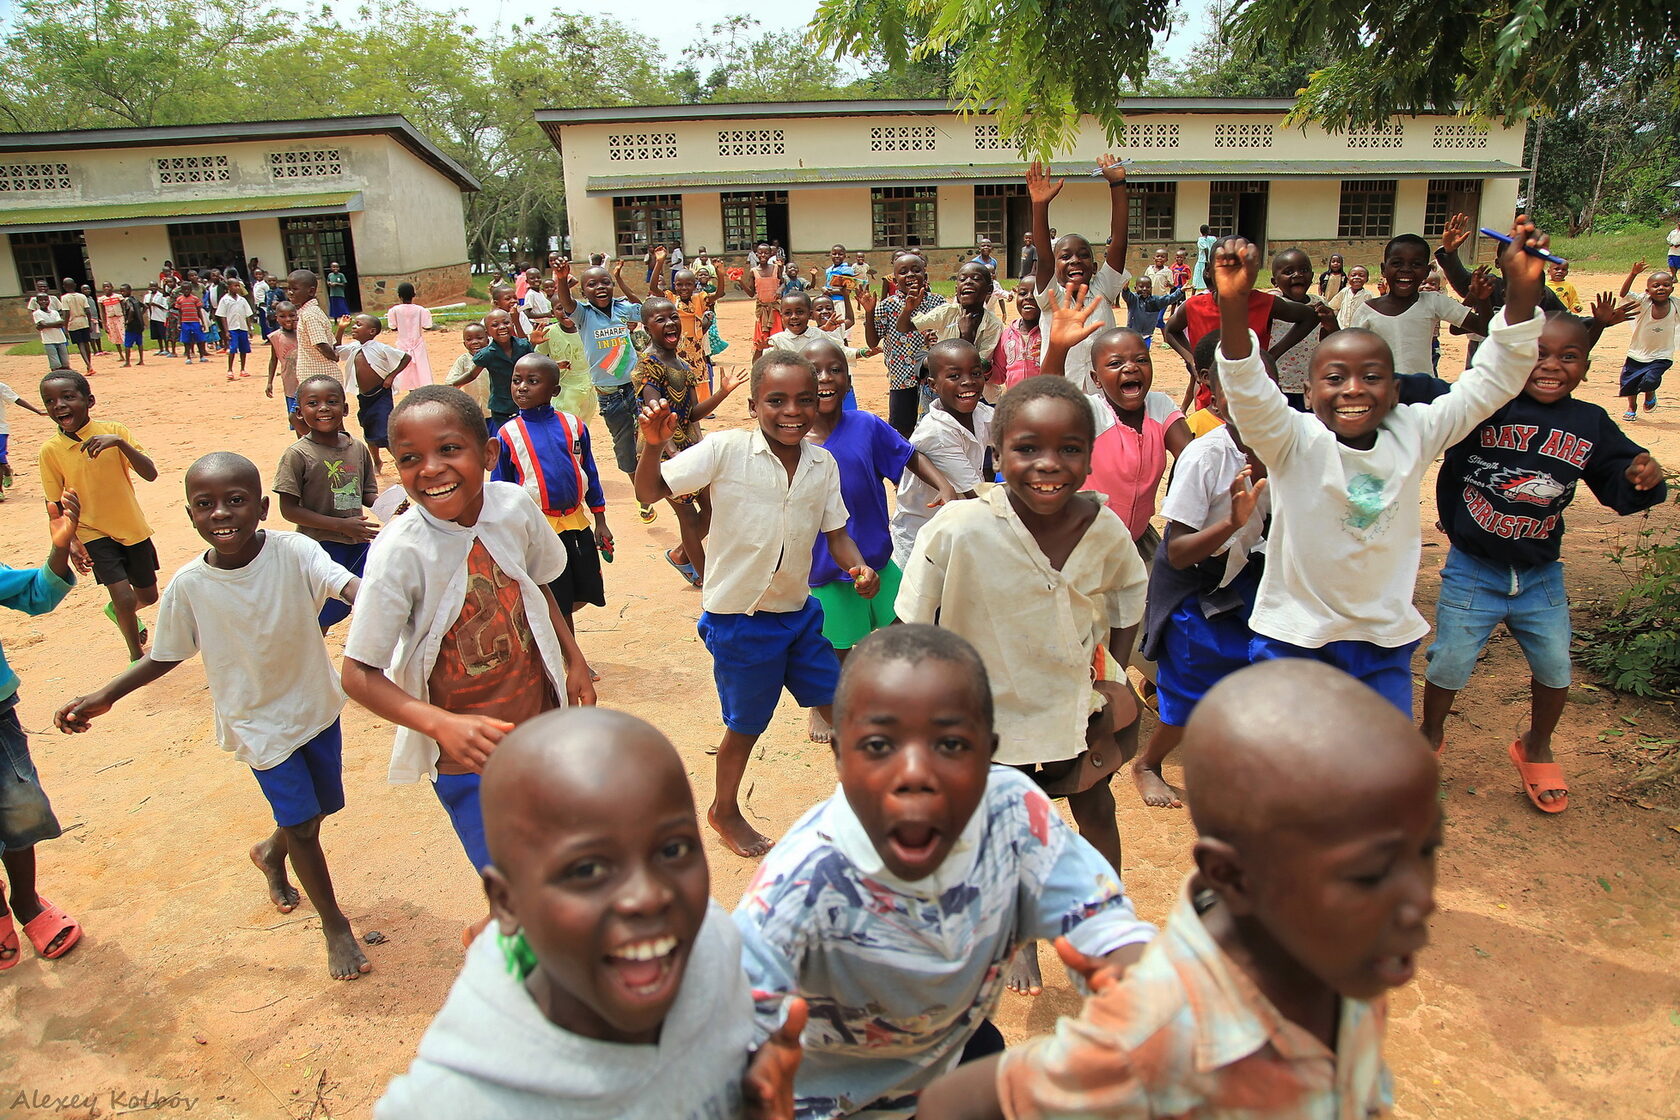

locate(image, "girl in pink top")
[[98, 283, 125, 347], [990, 281, 1044, 390], [1086, 325, 1191, 543], [387, 282, 434, 390]]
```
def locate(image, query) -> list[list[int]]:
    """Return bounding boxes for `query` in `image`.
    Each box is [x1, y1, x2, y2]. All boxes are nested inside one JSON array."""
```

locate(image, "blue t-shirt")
[[575, 299, 640, 388], [809, 410, 914, 586]]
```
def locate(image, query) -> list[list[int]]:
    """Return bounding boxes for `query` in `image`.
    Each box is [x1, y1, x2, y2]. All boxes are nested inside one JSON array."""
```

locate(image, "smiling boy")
[[735, 626, 1154, 1120], [56, 453, 369, 980], [376, 707, 805, 1119], [917, 660, 1439, 1120]]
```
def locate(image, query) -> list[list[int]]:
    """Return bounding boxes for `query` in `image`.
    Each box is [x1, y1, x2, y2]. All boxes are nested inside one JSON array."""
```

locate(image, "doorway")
[[9, 230, 91, 293], [1006, 194, 1031, 278], [1208, 181, 1270, 255], [279, 216, 360, 312]]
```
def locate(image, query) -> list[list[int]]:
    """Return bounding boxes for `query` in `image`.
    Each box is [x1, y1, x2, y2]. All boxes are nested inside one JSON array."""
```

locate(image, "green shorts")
[[811, 561, 903, 651]]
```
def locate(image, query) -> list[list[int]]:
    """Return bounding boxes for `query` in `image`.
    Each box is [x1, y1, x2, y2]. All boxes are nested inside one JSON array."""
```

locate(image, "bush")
[[1580, 489, 1680, 697]]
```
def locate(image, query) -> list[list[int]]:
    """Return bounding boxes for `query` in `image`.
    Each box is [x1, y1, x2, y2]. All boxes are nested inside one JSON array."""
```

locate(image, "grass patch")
[[1550, 223, 1673, 275], [7, 340, 45, 357]]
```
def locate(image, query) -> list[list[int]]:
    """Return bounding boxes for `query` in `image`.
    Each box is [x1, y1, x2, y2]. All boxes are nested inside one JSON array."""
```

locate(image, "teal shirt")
[[0, 561, 74, 705]]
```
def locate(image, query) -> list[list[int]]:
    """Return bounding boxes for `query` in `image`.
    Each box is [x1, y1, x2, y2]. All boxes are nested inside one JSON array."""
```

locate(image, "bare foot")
[[1005, 940, 1044, 996], [250, 839, 299, 913], [325, 925, 372, 980], [1130, 760, 1183, 808], [1518, 726, 1566, 806], [807, 708, 833, 744], [708, 805, 774, 858]]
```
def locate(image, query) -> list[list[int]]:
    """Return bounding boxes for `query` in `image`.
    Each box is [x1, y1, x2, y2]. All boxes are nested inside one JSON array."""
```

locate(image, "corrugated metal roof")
[[0, 191, 363, 233], [586, 160, 1528, 194]]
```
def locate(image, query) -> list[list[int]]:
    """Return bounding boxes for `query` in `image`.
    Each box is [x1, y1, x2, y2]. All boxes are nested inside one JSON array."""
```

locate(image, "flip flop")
[[1507, 738, 1568, 814], [0, 908, 18, 970], [103, 602, 148, 642], [664, 549, 702, 589], [22, 897, 82, 960], [638, 503, 658, 524]]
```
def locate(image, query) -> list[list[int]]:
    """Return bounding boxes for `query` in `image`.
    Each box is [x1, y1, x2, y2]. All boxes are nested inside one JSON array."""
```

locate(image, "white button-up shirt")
[[661, 427, 849, 615]]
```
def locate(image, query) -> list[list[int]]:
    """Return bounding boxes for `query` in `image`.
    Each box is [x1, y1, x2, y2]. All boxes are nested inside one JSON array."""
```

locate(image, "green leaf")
[[1598, 877, 1613, 893]]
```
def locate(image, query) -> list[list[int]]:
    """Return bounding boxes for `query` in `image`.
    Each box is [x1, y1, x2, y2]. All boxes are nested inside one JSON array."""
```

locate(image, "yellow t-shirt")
[[1186, 407, 1225, 438], [39, 420, 153, 545], [1546, 278, 1582, 313]]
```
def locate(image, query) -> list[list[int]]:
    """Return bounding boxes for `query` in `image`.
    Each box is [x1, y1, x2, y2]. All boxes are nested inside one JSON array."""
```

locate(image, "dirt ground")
[[1, 275, 1677, 1119]]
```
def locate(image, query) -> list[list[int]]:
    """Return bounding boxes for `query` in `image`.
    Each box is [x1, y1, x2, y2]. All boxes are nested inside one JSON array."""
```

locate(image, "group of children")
[[0, 154, 1673, 1117]]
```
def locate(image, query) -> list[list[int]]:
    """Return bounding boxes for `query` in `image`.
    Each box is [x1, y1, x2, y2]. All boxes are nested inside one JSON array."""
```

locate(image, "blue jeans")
[[595, 382, 639, 476], [42, 342, 68, 371], [1425, 548, 1571, 691]]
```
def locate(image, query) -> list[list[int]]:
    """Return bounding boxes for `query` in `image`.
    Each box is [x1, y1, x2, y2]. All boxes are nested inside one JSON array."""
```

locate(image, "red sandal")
[[0, 908, 19, 970], [1507, 738, 1568, 814], [22, 897, 82, 960]]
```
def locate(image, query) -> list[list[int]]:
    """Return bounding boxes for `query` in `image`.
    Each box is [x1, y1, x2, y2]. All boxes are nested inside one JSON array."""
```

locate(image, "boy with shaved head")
[[56, 453, 368, 980], [377, 707, 805, 1119], [918, 660, 1440, 1119]]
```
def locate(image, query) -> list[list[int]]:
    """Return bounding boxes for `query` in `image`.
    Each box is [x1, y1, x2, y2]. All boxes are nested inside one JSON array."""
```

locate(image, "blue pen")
[[1478, 227, 1568, 266]]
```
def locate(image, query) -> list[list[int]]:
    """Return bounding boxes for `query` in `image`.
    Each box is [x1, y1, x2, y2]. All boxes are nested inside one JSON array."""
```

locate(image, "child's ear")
[[482, 866, 521, 935], [259, 495, 270, 522], [482, 438, 500, 470], [1192, 836, 1254, 916]]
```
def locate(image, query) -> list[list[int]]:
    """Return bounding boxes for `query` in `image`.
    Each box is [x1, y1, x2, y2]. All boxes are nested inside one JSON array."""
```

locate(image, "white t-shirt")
[[0, 383, 20, 435], [149, 531, 355, 769], [1216, 309, 1540, 649], [1159, 423, 1269, 587], [1627, 292, 1675, 362], [251, 280, 270, 307], [1666, 228, 1680, 252], [1347, 291, 1472, 375], [337, 338, 408, 388], [33, 307, 67, 345], [216, 295, 253, 332], [145, 291, 170, 322], [892, 400, 993, 568], [523, 288, 553, 319], [1039, 262, 1133, 393]]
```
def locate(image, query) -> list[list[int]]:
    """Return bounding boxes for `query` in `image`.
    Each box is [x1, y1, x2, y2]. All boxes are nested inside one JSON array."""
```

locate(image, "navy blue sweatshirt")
[[1436, 393, 1665, 567]]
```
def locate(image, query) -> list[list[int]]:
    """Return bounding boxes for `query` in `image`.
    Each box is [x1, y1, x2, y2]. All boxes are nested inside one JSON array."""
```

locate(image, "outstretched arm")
[[1026, 161, 1060, 291], [1620, 260, 1646, 299], [1435, 212, 1474, 297], [56, 655, 184, 734], [1098, 154, 1129, 273], [552, 260, 578, 316], [613, 260, 644, 303], [633, 401, 680, 505]]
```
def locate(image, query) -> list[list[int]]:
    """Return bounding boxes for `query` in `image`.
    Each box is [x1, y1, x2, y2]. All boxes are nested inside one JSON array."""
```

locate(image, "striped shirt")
[[492, 405, 604, 532]]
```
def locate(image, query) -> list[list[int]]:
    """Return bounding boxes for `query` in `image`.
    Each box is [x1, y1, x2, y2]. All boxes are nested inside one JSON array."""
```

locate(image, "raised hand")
[[1590, 291, 1639, 327], [1440, 212, 1472, 254], [1043, 283, 1106, 351], [1496, 214, 1549, 315], [742, 998, 806, 1120], [638, 398, 679, 446], [1227, 467, 1267, 528], [1467, 266, 1496, 304], [1026, 160, 1064, 204], [530, 322, 550, 346], [1096, 153, 1128, 185], [48, 489, 81, 552], [1211, 237, 1262, 301], [716, 366, 748, 396], [1629, 260, 1647, 277], [553, 258, 572, 283], [857, 288, 878, 316], [1626, 452, 1664, 491]]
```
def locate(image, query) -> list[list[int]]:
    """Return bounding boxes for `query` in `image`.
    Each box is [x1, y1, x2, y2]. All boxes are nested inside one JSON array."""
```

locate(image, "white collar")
[[824, 783, 986, 898]]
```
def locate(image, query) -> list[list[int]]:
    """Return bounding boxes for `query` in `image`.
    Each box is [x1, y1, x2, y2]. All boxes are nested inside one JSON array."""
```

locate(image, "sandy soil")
[[1, 276, 1677, 1119]]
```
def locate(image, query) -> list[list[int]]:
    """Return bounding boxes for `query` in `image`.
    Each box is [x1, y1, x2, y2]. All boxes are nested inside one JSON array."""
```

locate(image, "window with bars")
[[608, 133, 677, 161], [268, 149, 343, 180], [1126, 182, 1177, 242], [973, 184, 1023, 244], [871, 125, 937, 152], [1348, 124, 1405, 148], [1214, 123, 1274, 148], [0, 163, 72, 193], [721, 191, 788, 252], [974, 123, 1006, 150], [1207, 181, 1268, 237], [1424, 178, 1483, 237], [1122, 122, 1180, 149], [9, 230, 87, 294], [716, 129, 783, 157], [166, 221, 247, 271], [872, 186, 937, 248], [1337, 180, 1397, 238], [155, 154, 231, 185], [612, 195, 683, 258], [1432, 124, 1489, 149]]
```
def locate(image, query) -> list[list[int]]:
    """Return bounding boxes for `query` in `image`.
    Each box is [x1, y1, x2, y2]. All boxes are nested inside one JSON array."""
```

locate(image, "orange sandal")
[[22, 897, 82, 960], [0, 909, 18, 970], [1507, 738, 1568, 814]]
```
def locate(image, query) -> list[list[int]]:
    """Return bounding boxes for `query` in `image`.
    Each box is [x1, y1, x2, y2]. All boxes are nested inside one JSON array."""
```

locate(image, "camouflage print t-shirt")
[[271, 432, 379, 544]]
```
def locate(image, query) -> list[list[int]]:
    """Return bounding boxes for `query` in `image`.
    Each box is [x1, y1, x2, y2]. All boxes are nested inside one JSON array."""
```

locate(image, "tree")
[[811, 0, 1680, 154], [678, 16, 852, 103]]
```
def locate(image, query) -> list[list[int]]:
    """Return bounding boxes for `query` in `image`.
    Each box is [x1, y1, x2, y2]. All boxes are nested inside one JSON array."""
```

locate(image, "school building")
[[536, 98, 1525, 279], [0, 115, 479, 334]]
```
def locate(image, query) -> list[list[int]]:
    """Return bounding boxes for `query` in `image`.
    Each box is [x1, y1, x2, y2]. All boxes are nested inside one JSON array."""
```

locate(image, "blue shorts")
[[357, 387, 394, 446], [698, 597, 840, 735], [249, 718, 345, 829], [317, 539, 368, 629], [433, 771, 489, 871], [0, 701, 62, 853], [123, 330, 144, 347], [227, 329, 251, 354], [1425, 548, 1571, 691], [179, 322, 205, 344], [1249, 634, 1419, 717], [1668, 254, 1680, 272], [284, 396, 298, 428], [0, 434, 9, 464], [1157, 592, 1256, 728], [1620, 358, 1670, 396]]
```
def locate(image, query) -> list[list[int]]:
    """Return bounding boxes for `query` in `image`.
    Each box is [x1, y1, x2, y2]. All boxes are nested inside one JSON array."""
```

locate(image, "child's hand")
[[1626, 452, 1664, 490], [337, 315, 354, 326], [743, 997, 807, 1120], [1226, 467, 1267, 529], [1043, 283, 1106, 351], [595, 523, 613, 553], [900, 276, 925, 304], [654, 246, 667, 261], [612, 260, 625, 274], [1026, 160, 1064, 204], [1496, 214, 1549, 313], [638, 398, 679, 445], [1313, 301, 1338, 331], [1440, 212, 1471, 254], [346, 514, 379, 543], [68, 538, 92, 575], [717, 367, 748, 396], [1629, 259, 1647, 277], [1053, 936, 1138, 995], [857, 288, 878, 315], [433, 712, 515, 773], [566, 660, 597, 707], [850, 565, 880, 599], [79, 434, 124, 458], [47, 490, 81, 552], [55, 692, 111, 734], [1211, 237, 1261, 302], [530, 323, 550, 346], [859, 345, 882, 357], [1096, 153, 1127, 185], [816, 310, 841, 331], [1467, 266, 1496, 304], [1590, 291, 1640, 327], [553, 258, 572, 282], [264, 384, 274, 399]]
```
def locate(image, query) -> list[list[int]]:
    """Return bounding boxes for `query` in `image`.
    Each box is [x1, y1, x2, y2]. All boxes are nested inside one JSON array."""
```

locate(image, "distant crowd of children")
[[1, 160, 1672, 1120]]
